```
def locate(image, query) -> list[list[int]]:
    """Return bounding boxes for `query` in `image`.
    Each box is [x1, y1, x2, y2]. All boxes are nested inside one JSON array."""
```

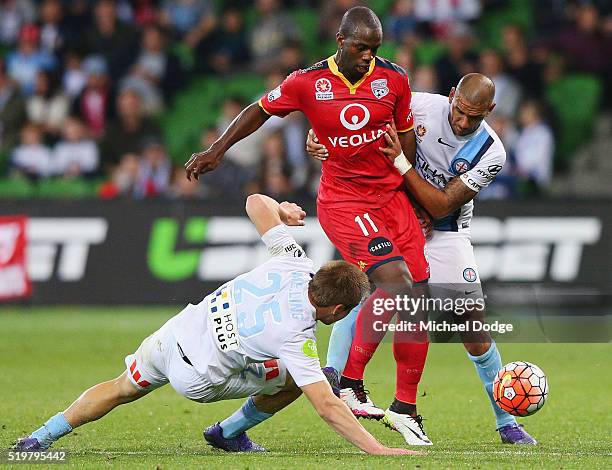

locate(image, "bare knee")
[[113, 371, 148, 403], [369, 261, 413, 295]]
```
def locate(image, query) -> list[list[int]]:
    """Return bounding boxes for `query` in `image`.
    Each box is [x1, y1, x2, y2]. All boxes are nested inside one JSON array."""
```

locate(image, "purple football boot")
[[499, 424, 537, 445], [13, 437, 45, 451], [204, 423, 266, 452], [321, 366, 341, 397]]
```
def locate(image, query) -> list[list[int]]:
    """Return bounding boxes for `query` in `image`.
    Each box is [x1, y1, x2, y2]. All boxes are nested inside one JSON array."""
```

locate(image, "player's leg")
[[15, 323, 173, 451], [428, 231, 536, 444], [324, 302, 361, 386], [15, 371, 152, 450], [204, 360, 296, 452]]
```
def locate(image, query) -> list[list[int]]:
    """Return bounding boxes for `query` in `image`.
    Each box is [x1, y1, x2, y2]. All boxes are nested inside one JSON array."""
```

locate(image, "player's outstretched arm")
[[246, 193, 306, 236], [380, 123, 477, 219], [185, 102, 270, 181], [302, 381, 421, 456]]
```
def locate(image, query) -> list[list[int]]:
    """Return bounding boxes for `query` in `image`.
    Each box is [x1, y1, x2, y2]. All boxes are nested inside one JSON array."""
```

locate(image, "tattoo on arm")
[[443, 177, 478, 212]]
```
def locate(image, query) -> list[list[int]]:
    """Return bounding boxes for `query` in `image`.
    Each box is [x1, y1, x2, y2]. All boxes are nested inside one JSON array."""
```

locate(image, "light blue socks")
[[468, 341, 516, 428], [30, 412, 73, 448], [220, 397, 273, 438], [325, 303, 360, 373]]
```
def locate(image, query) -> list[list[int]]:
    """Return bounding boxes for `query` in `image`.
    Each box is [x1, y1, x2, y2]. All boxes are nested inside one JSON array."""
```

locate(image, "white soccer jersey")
[[411, 92, 506, 232], [171, 224, 325, 388]]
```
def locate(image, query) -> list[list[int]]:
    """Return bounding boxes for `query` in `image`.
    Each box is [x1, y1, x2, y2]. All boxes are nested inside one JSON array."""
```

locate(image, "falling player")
[[306, 73, 537, 444], [14, 193, 418, 456], [185, 6, 433, 445]]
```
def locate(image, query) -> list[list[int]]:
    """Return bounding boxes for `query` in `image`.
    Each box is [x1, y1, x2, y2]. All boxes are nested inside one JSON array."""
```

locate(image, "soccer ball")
[[493, 361, 548, 416]]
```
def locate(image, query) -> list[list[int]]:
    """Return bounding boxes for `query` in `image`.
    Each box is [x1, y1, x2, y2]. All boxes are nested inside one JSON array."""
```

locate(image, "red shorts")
[[317, 191, 429, 282]]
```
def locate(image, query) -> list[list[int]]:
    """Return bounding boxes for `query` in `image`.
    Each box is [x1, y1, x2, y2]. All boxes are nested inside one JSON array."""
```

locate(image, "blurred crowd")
[[0, 0, 610, 200]]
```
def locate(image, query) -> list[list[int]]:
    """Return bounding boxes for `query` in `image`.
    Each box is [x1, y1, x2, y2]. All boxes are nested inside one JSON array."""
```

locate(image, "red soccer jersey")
[[259, 55, 414, 208]]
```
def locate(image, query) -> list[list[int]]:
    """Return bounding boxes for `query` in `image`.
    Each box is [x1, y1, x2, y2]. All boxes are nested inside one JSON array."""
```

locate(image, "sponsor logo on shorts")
[[302, 339, 318, 358], [463, 267, 478, 282], [368, 237, 393, 256], [315, 78, 333, 100]]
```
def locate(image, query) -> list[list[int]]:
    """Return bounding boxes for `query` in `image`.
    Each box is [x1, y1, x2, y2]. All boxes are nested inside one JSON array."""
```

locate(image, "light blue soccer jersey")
[[411, 92, 506, 231], [171, 225, 326, 388]]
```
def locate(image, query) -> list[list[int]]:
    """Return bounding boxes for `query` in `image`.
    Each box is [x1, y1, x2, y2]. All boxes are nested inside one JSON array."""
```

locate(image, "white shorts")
[[424, 230, 483, 299], [124, 318, 287, 403]]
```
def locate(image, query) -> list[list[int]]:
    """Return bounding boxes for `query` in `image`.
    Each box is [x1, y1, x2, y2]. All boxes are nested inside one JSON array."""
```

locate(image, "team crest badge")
[[453, 158, 471, 175], [416, 124, 427, 137], [463, 268, 477, 282], [315, 78, 333, 100], [371, 79, 388, 99]]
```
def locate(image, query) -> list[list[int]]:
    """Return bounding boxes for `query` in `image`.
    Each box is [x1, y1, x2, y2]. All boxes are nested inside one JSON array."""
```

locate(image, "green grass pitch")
[[1, 307, 610, 469]]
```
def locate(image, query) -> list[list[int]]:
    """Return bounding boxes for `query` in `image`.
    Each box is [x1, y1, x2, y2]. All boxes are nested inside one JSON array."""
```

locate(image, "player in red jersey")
[[185, 7, 432, 445]]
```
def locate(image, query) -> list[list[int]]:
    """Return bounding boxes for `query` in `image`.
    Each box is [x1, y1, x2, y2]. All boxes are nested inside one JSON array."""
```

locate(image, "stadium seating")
[[546, 75, 603, 170]]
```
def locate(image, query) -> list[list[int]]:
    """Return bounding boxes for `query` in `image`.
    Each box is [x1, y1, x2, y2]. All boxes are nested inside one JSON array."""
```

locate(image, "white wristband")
[[393, 152, 412, 175]]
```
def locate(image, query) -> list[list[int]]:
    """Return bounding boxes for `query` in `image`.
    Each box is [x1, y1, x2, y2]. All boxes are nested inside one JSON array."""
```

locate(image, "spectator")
[[62, 51, 87, 101], [414, 0, 481, 37], [26, 70, 69, 138], [99, 152, 139, 198], [39, 0, 67, 57], [100, 88, 162, 167], [217, 96, 263, 173], [514, 100, 555, 192], [11, 122, 53, 179], [434, 22, 477, 94], [319, 0, 365, 41], [121, 24, 185, 112], [198, 126, 251, 199], [479, 48, 521, 118], [393, 45, 415, 73], [544, 3, 610, 76], [161, 0, 215, 48], [6, 24, 57, 96], [250, 0, 300, 73], [167, 166, 206, 198], [85, 0, 139, 78], [278, 40, 306, 75], [0, 59, 28, 158], [502, 25, 544, 99], [411, 64, 438, 93], [386, 0, 418, 44], [203, 7, 250, 74], [133, 137, 171, 198], [0, 0, 36, 47], [52, 116, 99, 177], [249, 131, 294, 199], [72, 56, 115, 139]]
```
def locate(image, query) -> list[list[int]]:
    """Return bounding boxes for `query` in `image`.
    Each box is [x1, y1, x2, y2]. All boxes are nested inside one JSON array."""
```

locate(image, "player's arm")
[[185, 102, 270, 180], [380, 123, 476, 219], [301, 381, 419, 456], [397, 128, 417, 164], [245, 193, 306, 236]]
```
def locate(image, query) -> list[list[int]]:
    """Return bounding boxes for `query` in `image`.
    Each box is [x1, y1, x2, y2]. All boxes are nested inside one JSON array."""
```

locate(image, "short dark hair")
[[339, 6, 382, 39], [309, 260, 370, 310]]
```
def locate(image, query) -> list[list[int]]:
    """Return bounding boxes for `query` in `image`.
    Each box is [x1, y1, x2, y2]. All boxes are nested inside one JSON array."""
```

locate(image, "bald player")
[[308, 74, 538, 445]]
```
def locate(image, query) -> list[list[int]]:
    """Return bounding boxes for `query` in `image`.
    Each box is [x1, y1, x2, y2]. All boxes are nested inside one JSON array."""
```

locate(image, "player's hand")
[[371, 446, 424, 456], [279, 201, 306, 226], [184, 147, 223, 181], [306, 128, 329, 161], [379, 122, 403, 160]]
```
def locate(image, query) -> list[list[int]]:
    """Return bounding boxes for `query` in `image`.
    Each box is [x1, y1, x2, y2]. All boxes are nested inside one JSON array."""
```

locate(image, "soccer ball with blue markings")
[[493, 361, 548, 416]]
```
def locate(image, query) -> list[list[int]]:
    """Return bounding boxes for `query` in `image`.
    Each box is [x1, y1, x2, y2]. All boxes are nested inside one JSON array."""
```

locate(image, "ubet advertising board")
[[0, 200, 609, 308]]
